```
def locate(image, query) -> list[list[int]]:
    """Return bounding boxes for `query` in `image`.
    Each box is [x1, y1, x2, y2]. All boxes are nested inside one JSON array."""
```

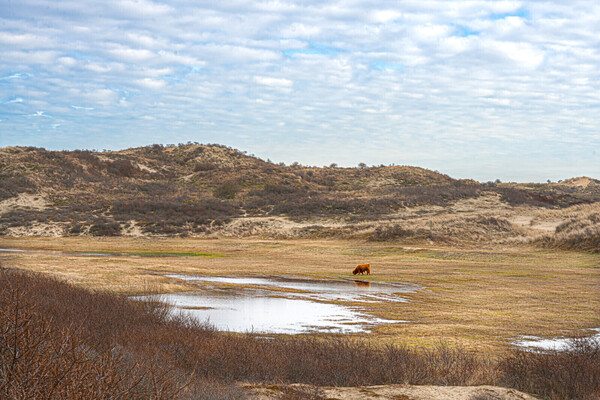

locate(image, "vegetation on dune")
[[1, 268, 599, 399], [1, 144, 599, 251], [370, 215, 520, 243], [537, 211, 600, 253]]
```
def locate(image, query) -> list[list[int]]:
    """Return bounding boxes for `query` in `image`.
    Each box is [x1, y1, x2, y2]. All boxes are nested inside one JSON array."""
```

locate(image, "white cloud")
[[280, 23, 322, 38], [490, 40, 545, 69], [126, 33, 168, 49], [370, 10, 403, 24], [84, 62, 114, 73], [58, 57, 78, 67], [3, 50, 60, 64], [412, 24, 452, 42], [157, 51, 203, 66], [254, 76, 293, 88], [80, 88, 120, 105], [112, 0, 173, 17], [0, 32, 53, 48], [108, 46, 155, 62], [134, 78, 167, 90]]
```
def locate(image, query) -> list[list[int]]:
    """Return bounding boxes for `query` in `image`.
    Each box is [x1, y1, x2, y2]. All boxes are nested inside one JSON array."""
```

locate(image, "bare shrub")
[[0, 269, 180, 399], [499, 338, 600, 400], [369, 216, 519, 243], [264, 384, 326, 400], [89, 219, 122, 236], [214, 182, 240, 199], [468, 392, 508, 400], [370, 225, 434, 241], [0, 175, 36, 201], [104, 159, 141, 178], [194, 162, 218, 172], [112, 198, 238, 235], [387, 183, 482, 206], [494, 187, 589, 208]]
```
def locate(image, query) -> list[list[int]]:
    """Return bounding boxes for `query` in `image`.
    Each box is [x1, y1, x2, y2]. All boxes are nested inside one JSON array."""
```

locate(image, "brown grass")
[[1, 236, 599, 354], [537, 209, 600, 253], [1, 267, 599, 399]]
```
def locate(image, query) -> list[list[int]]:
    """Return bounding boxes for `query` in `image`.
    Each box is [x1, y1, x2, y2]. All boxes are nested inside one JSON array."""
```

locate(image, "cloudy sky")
[[1, 1, 598, 181]]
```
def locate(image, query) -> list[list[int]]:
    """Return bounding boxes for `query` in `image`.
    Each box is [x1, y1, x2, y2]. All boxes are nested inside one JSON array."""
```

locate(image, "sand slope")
[[247, 383, 539, 399]]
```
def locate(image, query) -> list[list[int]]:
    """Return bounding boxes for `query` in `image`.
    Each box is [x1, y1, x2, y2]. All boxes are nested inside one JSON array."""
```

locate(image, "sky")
[[0, 0, 599, 182]]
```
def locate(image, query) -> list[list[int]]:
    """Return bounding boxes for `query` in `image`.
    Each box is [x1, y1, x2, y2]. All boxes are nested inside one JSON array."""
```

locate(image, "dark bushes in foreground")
[[0, 269, 184, 399], [1, 268, 599, 399], [500, 338, 600, 400]]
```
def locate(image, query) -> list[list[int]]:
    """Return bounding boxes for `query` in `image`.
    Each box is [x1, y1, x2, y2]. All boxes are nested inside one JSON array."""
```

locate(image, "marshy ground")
[[1, 236, 598, 354]]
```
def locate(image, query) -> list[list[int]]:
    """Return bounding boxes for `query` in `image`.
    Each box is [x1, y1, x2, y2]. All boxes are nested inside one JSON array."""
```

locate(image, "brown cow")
[[353, 263, 371, 275]]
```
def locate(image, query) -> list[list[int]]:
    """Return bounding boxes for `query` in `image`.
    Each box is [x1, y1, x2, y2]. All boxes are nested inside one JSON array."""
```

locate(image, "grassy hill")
[[1, 143, 598, 250]]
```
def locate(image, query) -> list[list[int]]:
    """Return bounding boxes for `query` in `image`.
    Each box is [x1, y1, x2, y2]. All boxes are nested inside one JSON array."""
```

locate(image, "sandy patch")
[[122, 220, 146, 237], [508, 215, 560, 232], [95, 154, 113, 162], [136, 163, 158, 173], [508, 215, 534, 229], [562, 177, 594, 188], [247, 384, 539, 400], [529, 219, 562, 232], [219, 216, 349, 238], [6, 222, 64, 237], [451, 193, 510, 213], [0, 193, 49, 214], [179, 173, 195, 182]]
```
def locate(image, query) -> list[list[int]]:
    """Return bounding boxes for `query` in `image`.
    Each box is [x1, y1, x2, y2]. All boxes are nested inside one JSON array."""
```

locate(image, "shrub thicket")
[[2, 268, 599, 399]]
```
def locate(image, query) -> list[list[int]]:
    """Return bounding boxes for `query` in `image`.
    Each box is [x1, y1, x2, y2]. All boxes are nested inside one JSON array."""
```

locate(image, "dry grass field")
[[2, 236, 598, 354]]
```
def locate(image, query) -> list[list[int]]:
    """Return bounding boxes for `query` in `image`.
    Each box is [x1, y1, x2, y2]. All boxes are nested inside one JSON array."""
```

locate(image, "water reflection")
[[166, 275, 417, 303], [154, 291, 395, 334], [137, 275, 418, 334], [513, 328, 600, 351]]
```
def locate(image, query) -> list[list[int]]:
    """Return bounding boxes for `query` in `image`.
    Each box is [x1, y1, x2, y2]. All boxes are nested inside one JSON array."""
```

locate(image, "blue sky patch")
[[490, 8, 530, 20], [371, 61, 404, 71], [453, 25, 479, 37], [283, 42, 342, 57], [0, 72, 31, 81]]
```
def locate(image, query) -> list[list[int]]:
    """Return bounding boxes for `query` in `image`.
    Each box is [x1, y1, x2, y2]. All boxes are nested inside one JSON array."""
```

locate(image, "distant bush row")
[[0, 197, 240, 236]]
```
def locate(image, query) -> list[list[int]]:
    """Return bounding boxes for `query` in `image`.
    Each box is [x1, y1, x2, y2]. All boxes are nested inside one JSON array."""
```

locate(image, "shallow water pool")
[[140, 275, 418, 334], [513, 328, 600, 351]]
